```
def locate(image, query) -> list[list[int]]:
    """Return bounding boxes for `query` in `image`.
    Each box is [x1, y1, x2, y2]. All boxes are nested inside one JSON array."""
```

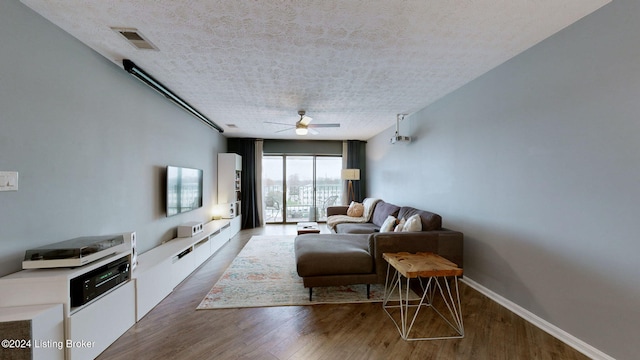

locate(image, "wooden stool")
[[382, 252, 464, 341]]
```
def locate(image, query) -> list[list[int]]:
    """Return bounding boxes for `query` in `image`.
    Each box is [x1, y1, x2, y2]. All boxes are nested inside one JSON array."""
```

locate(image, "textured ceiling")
[[21, 0, 609, 140]]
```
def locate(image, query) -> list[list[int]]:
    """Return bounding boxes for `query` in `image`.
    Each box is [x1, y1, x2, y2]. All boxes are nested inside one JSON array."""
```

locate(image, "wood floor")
[[97, 225, 588, 360]]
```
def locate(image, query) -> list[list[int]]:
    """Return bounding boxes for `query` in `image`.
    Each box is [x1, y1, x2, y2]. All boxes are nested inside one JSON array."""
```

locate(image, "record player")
[[23, 235, 128, 269]]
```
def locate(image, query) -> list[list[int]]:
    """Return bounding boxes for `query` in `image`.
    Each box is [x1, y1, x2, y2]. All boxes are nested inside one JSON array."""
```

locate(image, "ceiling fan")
[[265, 110, 340, 135]]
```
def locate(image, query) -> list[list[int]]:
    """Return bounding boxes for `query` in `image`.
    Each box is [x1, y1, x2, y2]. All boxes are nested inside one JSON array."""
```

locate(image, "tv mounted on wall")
[[166, 166, 203, 217]]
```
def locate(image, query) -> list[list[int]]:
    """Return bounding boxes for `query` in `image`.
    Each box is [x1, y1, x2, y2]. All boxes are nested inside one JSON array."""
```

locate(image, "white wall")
[[0, 0, 226, 276], [368, 1, 638, 359]]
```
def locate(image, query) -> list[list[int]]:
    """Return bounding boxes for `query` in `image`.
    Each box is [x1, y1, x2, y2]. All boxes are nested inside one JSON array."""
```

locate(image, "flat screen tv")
[[166, 166, 203, 217]]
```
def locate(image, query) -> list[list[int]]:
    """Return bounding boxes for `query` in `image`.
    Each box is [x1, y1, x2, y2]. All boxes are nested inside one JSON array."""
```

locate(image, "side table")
[[382, 252, 464, 341]]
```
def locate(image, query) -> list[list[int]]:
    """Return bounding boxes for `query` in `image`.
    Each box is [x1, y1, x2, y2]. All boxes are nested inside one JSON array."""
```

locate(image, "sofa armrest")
[[369, 230, 463, 283], [327, 205, 349, 217]]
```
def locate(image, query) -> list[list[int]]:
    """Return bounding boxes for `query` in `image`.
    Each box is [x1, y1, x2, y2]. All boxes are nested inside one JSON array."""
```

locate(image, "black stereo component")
[[70, 256, 131, 307]]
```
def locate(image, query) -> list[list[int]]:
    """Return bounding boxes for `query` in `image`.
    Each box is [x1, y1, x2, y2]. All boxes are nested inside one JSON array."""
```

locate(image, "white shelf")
[[218, 153, 242, 206]]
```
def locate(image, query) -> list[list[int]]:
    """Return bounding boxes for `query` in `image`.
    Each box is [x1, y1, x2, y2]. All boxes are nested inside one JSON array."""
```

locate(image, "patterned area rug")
[[197, 235, 389, 309]]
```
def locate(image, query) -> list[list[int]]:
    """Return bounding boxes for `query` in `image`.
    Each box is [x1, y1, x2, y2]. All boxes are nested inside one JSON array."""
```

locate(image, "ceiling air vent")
[[112, 28, 158, 50]]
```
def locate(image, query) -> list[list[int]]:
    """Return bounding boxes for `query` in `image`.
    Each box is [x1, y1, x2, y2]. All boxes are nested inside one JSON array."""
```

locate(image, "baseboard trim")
[[460, 277, 614, 360]]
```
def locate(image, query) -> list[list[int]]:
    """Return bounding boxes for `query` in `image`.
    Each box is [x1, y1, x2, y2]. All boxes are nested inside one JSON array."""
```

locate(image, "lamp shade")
[[341, 169, 360, 181]]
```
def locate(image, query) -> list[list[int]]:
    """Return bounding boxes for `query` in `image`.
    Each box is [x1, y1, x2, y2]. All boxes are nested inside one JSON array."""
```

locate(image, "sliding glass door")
[[263, 155, 342, 223], [285, 156, 314, 222], [315, 156, 342, 220]]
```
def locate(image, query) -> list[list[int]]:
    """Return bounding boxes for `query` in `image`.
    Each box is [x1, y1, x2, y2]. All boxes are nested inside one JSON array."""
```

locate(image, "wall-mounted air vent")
[[112, 27, 158, 50]]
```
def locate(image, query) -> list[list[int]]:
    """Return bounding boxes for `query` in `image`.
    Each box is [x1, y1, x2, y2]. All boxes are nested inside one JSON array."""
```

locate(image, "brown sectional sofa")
[[294, 199, 463, 299]]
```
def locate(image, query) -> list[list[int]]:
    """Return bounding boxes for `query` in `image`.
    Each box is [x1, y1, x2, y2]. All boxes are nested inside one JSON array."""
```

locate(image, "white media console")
[[0, 216, 241, 360], [134, 217, 240, 321]]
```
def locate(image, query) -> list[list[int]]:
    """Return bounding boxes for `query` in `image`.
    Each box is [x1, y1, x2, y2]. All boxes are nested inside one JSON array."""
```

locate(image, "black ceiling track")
[[123, 59, 223, 133]]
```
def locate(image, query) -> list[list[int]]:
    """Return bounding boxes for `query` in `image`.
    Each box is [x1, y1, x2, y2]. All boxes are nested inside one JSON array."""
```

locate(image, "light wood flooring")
[[97, 225, 589, 360]]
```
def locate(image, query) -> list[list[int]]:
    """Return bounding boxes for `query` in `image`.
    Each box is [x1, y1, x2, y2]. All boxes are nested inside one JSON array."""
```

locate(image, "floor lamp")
[[341, 169, 360, 204]]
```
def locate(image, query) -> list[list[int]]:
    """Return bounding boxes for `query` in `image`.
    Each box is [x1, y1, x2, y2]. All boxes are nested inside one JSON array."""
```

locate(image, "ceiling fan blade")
[[308, 123, 340, 128], [308, 128, 319, 135], [299, 115, 313, 126], [275, 127, 293, 133], [264, 121, 292, 126]]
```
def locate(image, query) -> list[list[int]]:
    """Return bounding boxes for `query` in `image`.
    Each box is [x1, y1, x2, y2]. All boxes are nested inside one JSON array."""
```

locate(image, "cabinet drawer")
[[193, 238, 211, 267], [171, 249, 195, 288], [67, 281, 135, 360]]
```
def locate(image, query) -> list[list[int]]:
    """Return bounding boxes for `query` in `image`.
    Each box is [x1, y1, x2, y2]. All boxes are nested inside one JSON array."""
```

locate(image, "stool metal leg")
[[437, 277, 464, 336], [383, 271, 464, 341], [383, 263, 405, 337]]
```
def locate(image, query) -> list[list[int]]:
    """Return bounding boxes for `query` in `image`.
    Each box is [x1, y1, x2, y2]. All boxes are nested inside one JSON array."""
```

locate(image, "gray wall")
[[0, 1, 226, 276], [368, 1, 638, 359]]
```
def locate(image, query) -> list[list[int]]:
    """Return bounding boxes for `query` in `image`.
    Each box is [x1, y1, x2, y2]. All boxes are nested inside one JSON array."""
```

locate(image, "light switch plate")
[[0, 171, 18, 191]]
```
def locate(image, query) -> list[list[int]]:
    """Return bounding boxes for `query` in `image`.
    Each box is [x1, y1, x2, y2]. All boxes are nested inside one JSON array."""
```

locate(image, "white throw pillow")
[[402, 214, 422, 232], [380, 215, 397, 232], [394, 218, 406, 232]]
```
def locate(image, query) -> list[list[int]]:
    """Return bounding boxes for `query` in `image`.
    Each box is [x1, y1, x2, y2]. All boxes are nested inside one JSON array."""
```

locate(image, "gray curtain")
[[346, 140, 367, 202], [227, 138, 261, 229], [255, 140, 264, 226]]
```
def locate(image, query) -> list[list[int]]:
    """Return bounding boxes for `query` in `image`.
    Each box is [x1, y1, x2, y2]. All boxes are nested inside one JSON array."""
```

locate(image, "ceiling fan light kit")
[[295, 125, 308, 136]]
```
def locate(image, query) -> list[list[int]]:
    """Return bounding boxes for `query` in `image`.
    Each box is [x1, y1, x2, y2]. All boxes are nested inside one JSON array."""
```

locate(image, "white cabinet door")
[[134, 258, 173, 321], [67, 282, 135, 360]]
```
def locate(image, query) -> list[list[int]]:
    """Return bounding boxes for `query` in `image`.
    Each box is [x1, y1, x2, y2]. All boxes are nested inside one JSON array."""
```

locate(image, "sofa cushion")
[[294, 234, 373, 276], [335, 222, 379, 234], [397, 207, 442, 231], [371, 201, 401, 227]]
